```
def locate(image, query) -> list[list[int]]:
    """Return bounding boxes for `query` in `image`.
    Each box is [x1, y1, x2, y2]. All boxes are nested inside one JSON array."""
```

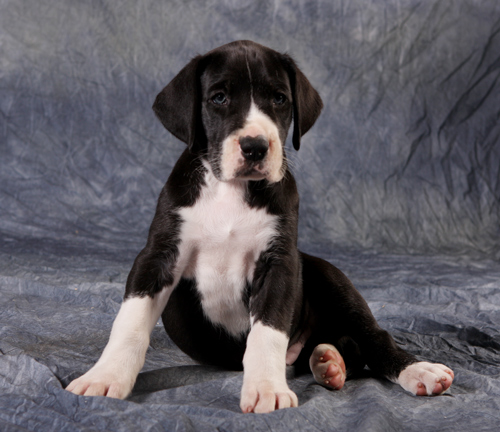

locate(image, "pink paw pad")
[[309, 343, 346, 390]]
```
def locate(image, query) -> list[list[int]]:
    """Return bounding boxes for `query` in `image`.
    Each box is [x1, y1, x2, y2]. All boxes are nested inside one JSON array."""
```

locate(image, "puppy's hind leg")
[[66, 289, 171, 399], [301, 252, 454, 396]]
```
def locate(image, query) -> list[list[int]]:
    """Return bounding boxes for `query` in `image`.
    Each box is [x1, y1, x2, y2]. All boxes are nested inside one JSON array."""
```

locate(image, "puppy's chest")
[[178, 180, 277, 335]]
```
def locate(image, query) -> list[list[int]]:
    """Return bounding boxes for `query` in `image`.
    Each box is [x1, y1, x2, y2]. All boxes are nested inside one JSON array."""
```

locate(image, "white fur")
[[240, 321, 298, 413], [220, 102, 284, 183], [66, 291, 172, 398], [394, 361, 453, 396], [179, 166, 278, 335]]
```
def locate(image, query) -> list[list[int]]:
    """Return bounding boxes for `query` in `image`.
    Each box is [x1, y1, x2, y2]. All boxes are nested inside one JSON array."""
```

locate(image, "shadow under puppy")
[[67, 40, 454, 413]]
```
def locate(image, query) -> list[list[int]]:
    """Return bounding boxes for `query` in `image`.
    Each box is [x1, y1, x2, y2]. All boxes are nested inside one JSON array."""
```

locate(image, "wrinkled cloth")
[[1, 0, 499, 431]]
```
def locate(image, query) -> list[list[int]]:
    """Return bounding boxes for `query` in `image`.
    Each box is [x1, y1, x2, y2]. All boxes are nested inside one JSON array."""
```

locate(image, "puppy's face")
[[153, 41, 323, 182], [200, 46, 293, 183]]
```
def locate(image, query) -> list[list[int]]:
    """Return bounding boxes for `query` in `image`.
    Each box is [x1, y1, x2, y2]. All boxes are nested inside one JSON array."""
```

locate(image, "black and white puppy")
[[67, 40, 454, 413]]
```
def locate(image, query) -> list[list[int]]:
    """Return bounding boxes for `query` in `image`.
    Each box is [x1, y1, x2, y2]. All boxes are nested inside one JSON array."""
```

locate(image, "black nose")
[[239, 135, 269, 161]]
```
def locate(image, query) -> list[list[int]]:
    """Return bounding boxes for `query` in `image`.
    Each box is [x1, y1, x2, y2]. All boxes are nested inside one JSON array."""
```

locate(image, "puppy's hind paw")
[[309, 344, 346, 390], [396, 361, 454, 396]]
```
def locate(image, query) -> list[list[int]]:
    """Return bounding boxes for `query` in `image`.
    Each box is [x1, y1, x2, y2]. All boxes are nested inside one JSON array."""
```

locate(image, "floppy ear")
[[152, 55, 206, 152], [284, 56, 323, 151]]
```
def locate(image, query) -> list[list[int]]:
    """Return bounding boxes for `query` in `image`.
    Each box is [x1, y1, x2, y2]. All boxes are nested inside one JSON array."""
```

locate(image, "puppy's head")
[[153, 40, 323, 183]]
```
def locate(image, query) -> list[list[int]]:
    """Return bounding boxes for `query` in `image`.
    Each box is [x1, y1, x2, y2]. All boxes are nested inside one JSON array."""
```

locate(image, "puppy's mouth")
[[234, 160, 269, 181]]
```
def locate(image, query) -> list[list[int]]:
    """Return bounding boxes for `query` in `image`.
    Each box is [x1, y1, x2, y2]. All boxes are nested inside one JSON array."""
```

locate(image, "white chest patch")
[[177, 167, 278, 336]]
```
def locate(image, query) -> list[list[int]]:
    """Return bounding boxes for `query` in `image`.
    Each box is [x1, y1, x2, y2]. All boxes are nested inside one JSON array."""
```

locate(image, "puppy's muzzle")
[[240, 135, 269, 162]]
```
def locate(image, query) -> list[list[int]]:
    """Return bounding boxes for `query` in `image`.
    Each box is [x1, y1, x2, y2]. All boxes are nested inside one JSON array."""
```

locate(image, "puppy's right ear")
[[152, 55, 206, 152], [282, 55, 323, 151]]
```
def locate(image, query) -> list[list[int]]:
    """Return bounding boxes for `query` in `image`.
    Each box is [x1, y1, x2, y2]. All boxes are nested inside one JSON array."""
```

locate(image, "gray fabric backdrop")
[[1, 0, 500, 431]]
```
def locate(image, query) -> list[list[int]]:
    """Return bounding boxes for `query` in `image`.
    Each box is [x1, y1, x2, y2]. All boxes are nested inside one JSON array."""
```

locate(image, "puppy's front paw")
[[397, 361, 454, 396], [240, 380, 298, 413], [66, 364, 136, 399]]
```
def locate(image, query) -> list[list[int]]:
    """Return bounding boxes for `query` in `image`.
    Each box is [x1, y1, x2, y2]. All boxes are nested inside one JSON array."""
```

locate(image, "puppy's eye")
[[273, 92, 287, 106], [211, 93, 228, 105]]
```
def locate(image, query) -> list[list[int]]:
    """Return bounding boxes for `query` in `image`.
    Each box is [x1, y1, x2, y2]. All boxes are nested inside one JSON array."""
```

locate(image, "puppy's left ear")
[[152, 55, 206, 152], [284, 56, 323, 150]]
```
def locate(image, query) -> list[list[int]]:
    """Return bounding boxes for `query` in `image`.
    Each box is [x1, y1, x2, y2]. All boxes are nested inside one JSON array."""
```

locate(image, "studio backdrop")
[[1, 1, 499, 431]]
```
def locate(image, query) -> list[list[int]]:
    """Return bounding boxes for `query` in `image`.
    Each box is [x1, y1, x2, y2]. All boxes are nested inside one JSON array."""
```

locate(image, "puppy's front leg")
[[66, 289, 171, 398], [240, 321, 298, 413]]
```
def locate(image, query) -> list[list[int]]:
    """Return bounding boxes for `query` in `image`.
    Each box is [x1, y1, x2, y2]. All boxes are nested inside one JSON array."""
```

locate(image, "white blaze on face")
[[220, 102, 284, 183]]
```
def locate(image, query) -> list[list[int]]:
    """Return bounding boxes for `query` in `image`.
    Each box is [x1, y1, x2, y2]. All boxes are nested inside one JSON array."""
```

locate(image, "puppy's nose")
[[239, 135, 269, 161]]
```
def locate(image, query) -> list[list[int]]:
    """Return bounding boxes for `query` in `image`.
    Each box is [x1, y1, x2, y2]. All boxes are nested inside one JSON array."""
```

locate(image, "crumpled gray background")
[[1, 0, 499, 431]]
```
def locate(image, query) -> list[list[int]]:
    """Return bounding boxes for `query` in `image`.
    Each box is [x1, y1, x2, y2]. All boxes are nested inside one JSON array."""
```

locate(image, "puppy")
[[67, 40, 454, 413]]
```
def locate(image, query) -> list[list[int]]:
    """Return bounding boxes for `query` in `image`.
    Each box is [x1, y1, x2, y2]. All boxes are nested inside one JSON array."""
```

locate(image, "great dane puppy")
[[67, 40, 454, 413]]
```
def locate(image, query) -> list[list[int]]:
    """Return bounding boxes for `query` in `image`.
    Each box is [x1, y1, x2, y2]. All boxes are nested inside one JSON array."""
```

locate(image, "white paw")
[[396, 361, 454, 396], [240, 380, 298, 413], [66, 364, 136, 399]]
